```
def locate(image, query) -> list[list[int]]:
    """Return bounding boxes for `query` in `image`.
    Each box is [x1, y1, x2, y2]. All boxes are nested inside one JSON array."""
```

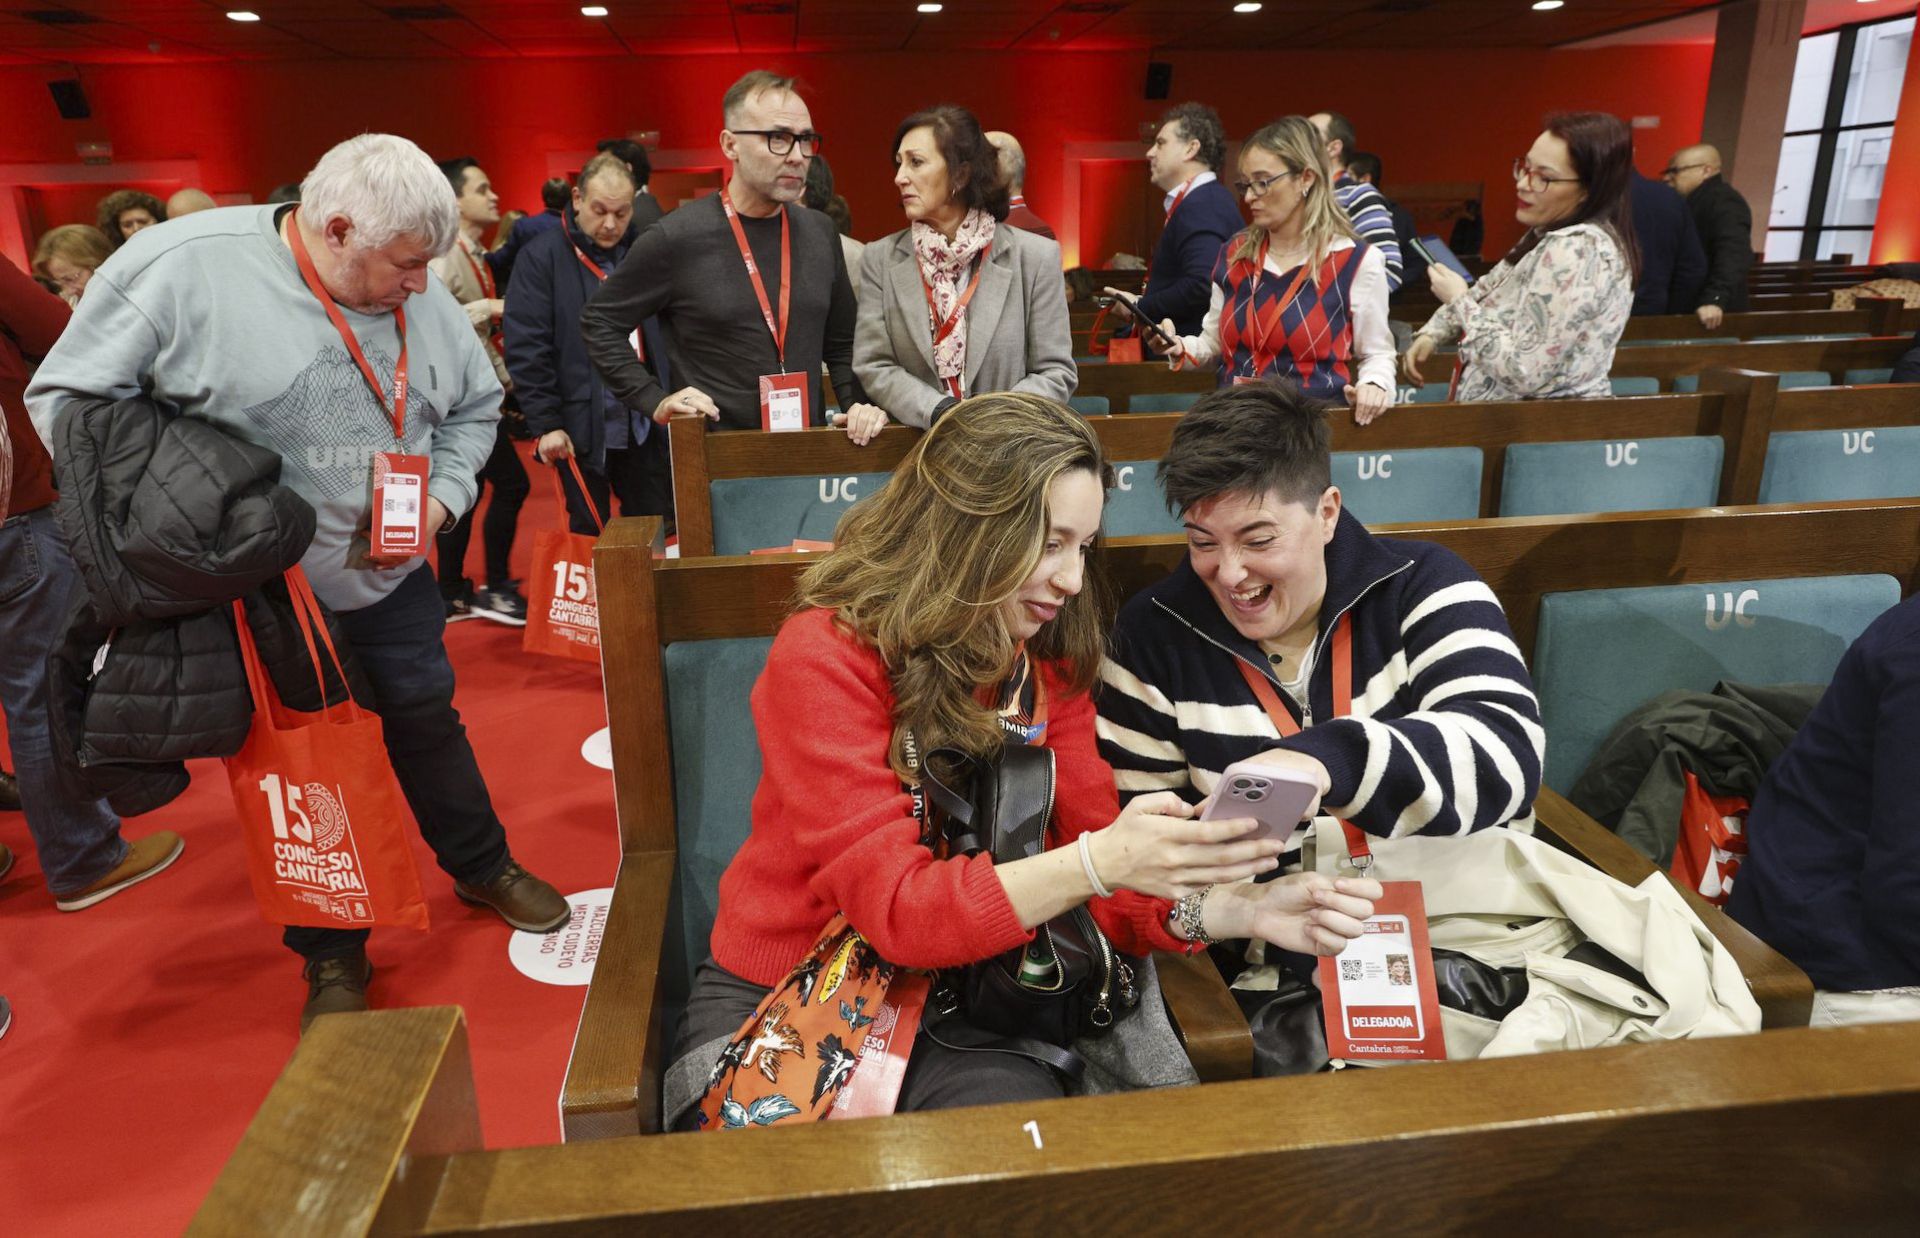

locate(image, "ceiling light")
[[581, 4, 608, 15], [226, 9, 261, 19], [1234, 3, 1263, 11], [917, 3, 943, 12], [1531, 1, 1563, 9]]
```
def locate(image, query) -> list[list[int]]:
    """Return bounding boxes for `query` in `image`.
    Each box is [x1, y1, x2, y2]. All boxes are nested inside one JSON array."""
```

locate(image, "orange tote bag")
[[523, 456, 604, 665]]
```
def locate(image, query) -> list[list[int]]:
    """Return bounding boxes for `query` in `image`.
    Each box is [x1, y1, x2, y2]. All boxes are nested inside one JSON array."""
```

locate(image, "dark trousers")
[[555, 430, 673, 537], [284, 565, 512, 962], [436, 421, 530, 592]]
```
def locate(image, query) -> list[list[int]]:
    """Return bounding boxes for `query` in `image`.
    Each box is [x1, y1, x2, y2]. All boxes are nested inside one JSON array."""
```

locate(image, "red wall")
[[1871, 6, 1920, 262], [0, 44, 1713, 271]]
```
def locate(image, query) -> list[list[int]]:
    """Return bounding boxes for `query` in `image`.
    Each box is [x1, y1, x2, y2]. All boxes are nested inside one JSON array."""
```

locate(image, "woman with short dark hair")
[[848, 105, 1076, 444], [1404, 112, 1639, 400]]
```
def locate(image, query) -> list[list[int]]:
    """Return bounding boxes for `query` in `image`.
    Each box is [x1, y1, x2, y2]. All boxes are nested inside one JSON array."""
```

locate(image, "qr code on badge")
[[1339, 958, 1364, 982]]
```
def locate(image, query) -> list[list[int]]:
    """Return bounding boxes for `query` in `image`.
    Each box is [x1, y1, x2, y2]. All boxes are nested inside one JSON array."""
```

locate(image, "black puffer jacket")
[[51, 397, 367, 816]]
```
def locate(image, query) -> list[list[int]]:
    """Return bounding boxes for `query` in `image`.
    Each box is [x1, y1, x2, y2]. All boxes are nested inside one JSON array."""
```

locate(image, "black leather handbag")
[[916, 741, 1140, 1062]]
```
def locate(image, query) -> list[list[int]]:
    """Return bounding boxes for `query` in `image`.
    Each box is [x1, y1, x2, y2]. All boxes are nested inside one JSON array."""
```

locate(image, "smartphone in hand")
[[1199, 759, 1320, 847], [1096, 293, 1178, 352], [1409, 235, 1475, 285]]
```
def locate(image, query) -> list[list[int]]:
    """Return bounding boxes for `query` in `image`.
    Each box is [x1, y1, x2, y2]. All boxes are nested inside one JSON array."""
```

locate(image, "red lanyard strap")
[[922, 245, 989, 350], [288, 208, 410, 442], [1237, 233, 1316, 380], [461, 238, 496, 300], [720, 190, 791, 369], [568, 234, 645, 361], [1232, 614, 1372, 867]]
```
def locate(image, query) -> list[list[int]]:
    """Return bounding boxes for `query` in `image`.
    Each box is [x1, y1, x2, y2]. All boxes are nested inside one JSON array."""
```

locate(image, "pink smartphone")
[[1200, 760, 1319, 845]]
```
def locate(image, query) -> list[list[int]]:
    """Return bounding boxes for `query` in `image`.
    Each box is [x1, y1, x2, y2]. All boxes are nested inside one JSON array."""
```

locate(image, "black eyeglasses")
[[1231, 169, 1300, 199], [730, 129, 824, 157], [1662, 162, 1708, 178], [1512, 158, 1580, 191]]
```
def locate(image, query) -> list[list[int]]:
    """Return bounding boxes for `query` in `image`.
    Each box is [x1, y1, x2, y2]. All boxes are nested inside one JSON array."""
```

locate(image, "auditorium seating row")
[[193, 499, 1920, 1234], [691, 372, 1919, 557]]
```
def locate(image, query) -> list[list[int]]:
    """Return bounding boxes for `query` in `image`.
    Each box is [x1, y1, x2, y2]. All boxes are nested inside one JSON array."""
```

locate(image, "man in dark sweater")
[[1665, 144, 1752, 327], [581, 71, 873, 434], [1133, 103, 1244, 337], [1629, 168, 1707, 316], [1728, 594, 1920, 1025]]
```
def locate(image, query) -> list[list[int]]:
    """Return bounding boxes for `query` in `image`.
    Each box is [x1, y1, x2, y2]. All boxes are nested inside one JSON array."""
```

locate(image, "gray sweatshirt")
[[27, 204, 500, 612]]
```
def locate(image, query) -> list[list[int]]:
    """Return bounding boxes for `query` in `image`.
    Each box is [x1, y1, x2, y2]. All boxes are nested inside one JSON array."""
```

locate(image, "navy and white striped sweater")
[[1097, 510, 1543, 849]]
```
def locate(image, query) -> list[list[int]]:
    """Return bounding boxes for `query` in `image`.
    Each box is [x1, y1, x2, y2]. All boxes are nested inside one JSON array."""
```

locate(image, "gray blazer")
[[854, 224, 1077, 428]]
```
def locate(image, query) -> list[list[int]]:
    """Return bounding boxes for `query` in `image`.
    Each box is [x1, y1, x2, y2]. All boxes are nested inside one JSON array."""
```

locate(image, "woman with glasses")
[[31, 225, 112, 307], [848, 105, 1076, 445], [1404, 113, 1639, 401], [1134, 116, 1394, 425]]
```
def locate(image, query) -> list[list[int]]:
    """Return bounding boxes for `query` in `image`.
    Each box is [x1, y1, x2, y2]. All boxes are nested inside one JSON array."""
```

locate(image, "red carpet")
[[0, 446, 620, 1235]]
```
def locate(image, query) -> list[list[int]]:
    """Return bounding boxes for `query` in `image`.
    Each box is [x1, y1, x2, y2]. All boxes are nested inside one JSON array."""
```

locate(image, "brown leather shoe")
[[0, 768, 20, 811], [54, 831, 184, 911], [454, 860, 570, 932], [301, 951, 373, 1033]]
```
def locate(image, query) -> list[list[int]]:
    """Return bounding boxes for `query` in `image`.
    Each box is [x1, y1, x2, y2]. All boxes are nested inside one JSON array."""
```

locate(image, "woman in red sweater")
[[669, 393, 1378, 1128]]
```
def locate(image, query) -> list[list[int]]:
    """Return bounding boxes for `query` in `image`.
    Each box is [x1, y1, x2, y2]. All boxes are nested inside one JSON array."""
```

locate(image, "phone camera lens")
[[1244, 789, 1265, 801], [1231, 778, 1252, 791]]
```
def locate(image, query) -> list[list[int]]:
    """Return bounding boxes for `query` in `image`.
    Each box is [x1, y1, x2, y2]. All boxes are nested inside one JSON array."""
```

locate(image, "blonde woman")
[[32, 225, 112, 305], [1136, 116, 1395, 425], [664, 393, 1377, 1129]]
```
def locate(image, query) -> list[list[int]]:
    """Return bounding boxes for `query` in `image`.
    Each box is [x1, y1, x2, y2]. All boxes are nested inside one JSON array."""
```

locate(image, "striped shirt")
[[1096, 511, 1543, 863], [1333, 174, 1404, 293]]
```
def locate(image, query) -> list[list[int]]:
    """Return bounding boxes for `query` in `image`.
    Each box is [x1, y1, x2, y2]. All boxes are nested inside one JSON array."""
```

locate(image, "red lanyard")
[[567, 232, 645, 360], [1232, 613, 1372, 867], [287, 208, 409, 442], [460, 236, 495, 300], [920, 244, 991, 399], [720, 189, 791, 370], [1142, 178, 1198, 285], [1236, 232, 1316, 381]]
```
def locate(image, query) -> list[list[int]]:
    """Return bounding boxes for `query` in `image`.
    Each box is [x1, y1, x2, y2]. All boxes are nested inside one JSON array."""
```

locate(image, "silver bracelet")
[[1173, 885, 1217, 946], [1077, 831, 1114, 900]]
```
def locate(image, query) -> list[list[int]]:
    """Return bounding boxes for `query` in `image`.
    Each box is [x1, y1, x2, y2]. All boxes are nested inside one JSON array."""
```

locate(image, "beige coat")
[[854, 223, 1076, 428], [429, 233, 509, 388]]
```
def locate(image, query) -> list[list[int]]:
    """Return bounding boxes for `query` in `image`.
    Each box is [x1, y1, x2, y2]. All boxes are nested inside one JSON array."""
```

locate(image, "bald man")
[[165, 187, 217, 218], [1665, 144, 1752, 328], [986, 130, 1055, 240]]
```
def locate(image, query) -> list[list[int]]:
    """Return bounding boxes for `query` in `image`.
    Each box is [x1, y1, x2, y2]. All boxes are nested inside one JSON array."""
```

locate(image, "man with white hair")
[[582, 70, 881, 438], [27, 132, 570, 1031]]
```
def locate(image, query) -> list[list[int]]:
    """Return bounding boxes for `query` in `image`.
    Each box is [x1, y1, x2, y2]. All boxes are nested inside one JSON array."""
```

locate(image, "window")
[[1764, 15, 1913, 263]]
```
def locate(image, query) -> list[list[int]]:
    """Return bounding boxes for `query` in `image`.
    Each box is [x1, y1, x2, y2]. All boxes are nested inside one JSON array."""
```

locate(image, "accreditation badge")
[[370, 451, 431, 559], [1318, 881, 1448, 1064], [759, 371, 810, 433]]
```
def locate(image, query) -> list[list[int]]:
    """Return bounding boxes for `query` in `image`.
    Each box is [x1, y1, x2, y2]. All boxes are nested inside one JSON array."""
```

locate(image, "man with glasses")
[[1663, 144, 1751, 329], [582, 70, 875, 435]]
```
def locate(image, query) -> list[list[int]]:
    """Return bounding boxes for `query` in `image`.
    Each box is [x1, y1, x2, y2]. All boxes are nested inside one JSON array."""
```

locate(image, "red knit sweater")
[[711, 607, 1186, 986], [0, 254, 69, 516]]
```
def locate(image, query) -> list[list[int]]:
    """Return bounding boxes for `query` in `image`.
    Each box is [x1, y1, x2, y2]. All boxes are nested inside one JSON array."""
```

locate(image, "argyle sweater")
[[1210, 242, 1366, 397], [1097, 511, 1543, 863]]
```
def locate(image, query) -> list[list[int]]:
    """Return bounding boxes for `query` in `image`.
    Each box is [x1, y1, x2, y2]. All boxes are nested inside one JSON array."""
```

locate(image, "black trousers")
[[283, 567, 513, 962], [436, 421, 530, 592], [555, 430, 673, 537]]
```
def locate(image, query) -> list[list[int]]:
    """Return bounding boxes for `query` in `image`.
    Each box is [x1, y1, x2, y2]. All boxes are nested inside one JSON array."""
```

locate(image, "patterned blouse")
[[1414, 222, 1632, 401]]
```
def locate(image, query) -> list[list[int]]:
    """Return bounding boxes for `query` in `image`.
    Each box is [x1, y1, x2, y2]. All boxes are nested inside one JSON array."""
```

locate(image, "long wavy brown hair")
[[796, 393, 1113, 780]]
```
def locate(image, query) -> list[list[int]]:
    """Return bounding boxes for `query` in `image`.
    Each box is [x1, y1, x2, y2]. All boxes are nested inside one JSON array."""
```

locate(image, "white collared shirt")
[[1164, 171, 1217, 216]]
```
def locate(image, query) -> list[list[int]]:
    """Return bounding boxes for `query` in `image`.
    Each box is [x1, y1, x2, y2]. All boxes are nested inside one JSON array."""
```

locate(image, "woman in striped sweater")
[[1097, 382, 1544, 933]]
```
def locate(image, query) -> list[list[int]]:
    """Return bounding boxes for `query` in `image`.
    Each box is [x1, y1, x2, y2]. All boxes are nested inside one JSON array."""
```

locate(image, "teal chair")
[[1609, 376, 1661, 396], [1842, 368, 1895, 385], [1498, 436, 1723, 517], [661, 637, 776, 1024], [1331, 447, 1483, 524], [1533, 575, 1899, 790], [1757, 426, 1920, 503], [1068, 394, 1110, 416], [1751, 333, 1867, 343], [1405, 382, 1452, 405], [1128, 392, 1200, 414], [1779, 371, 1833, 390], [1104, 459, 1183, 536], [1673, 374, 1701, 394], [1627, 337, 1739, 347], [709, 472, 891, 554]]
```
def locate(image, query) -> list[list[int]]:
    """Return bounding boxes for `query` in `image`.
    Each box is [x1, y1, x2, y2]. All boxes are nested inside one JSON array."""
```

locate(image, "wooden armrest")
[[1532, 787, 1813, 1028], [1154, 949, 1253, 1081], [560, 849, 677, 1140], [189, 1006, 480, 1236]]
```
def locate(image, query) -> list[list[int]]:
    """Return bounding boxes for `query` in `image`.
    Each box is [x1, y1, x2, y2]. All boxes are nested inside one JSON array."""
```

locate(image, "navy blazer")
[[1630, 171, 1707, 317], [1135, 178, 1243, 336]]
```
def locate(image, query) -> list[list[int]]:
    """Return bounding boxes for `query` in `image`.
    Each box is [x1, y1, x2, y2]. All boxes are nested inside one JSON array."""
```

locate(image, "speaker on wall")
[[1145, 61, 1171, 101], [49, 78, 91, 120]]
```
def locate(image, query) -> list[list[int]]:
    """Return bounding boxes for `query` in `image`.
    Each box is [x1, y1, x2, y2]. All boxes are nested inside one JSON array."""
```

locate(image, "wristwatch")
[[1172, 885, 1216, 946]]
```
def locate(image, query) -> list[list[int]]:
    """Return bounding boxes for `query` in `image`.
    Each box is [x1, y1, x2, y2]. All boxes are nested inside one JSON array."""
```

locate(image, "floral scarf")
[[911, 208, 997, 395]]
